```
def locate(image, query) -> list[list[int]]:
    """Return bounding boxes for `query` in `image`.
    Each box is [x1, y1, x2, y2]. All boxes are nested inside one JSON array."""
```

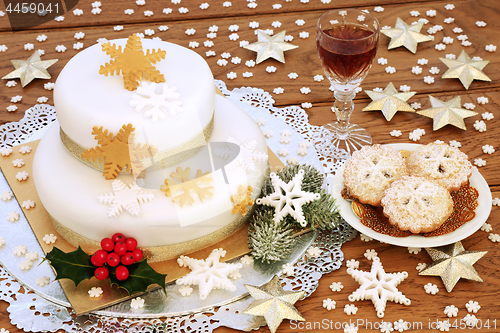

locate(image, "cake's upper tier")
[[54, 38, 215, 153]]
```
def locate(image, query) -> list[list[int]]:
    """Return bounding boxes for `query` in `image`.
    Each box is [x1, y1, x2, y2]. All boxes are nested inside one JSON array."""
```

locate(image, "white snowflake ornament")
[[130, 82, 183, 121], [347, 257, 410, 318], [256, 169, 320, 227], [176, 248, 242, 300], [98, 180, 155, 218]]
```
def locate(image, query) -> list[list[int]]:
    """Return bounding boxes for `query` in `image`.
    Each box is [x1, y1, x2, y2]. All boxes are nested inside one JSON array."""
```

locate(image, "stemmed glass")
[[316, 9, 380, 154]]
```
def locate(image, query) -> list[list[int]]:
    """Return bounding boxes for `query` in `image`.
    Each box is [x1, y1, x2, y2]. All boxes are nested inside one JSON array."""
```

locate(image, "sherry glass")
[[316, 9, 380, 154]]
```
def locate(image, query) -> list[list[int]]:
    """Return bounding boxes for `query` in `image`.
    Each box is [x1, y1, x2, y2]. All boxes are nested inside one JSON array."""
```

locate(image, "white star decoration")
[[129, 81, 183, 121], [256, 169, 320, 227], [217, 136, 268, 172], [381, 17, 432, 53], [176, 248, 242, 300], [98, 179, 155, 217], [347, 257, 411, 318]]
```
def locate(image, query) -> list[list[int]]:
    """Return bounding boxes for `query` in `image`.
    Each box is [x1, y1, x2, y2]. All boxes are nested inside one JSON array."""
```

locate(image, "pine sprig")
[[302, 191, 340, 230], [248, 209, 296, 263]]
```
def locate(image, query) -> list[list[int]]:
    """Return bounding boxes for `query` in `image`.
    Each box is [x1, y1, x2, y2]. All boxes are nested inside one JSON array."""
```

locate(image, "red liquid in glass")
[[317, 23, 378, 80]]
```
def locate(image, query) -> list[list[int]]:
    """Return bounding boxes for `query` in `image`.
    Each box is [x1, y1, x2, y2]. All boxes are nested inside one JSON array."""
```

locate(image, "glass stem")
[[332, 90, 355, 135]]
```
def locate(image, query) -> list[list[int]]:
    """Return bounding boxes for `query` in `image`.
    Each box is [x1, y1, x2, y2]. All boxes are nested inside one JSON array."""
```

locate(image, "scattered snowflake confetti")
[[477, 96, 489, 104], [445, 53, 456, 59], [343, 304, 358, 315], [73, 8, 83, 15], [476, 21, 487, 27], [249, 21, 259, 29], [410, 10, 420, 16], [416, 263, 427, 271], [286, 157, 299, 165], [178, 285, 193, 296], [462, 40, 472, 46], [189, 41, 199, 48], [299, 31, 309, 39], [277, 148, 289, 157], [482, 112, 493, 121], [239, 40, 249, 47], [346, 259, 359, 269], [364, 249, 378, 260], [23, 43, 35, 51], [25, 251, 38, 261], [330, 282, 344, 292], [19, 260, 33, 270], [482, 145, 495, 154], [15, 171, 29, 181], [465, 300, 480, 313], [385, 66, 396, 74], [408, 247, 421, 254], [323, 298, 336, 310], [463, 314, 478, 327], [10, 95, 22, 103], [485, 44, 496, 52], [36, 34, 47, 42], [266, 66, 277, 73], [360, 233, 373, 241], [217, 59, 228, 66], [6, 81, 16, 87], [55, 45, 67, 52], [481, 222, 492, 232], [298, 140, 310, 149], [429, 67, 440, 74], [390, 130, 402, 137], [36, 276, 50, 287], [229, 33, 239, 41], [1, 191, 13, 201], [203, 40, 214, 47], [424, 76, 435, 84], [300, 87, 311, 94], [473, 120, 486, 132], [199, 2, 209, 9], [240, 255, 254, 265], [130, 297, 145, 309], [74, 32, 85, 40], [307, 246, 321, 258], [273, 87, 284, 94], [493, 198, 500, 206], [0, 45, 7, 52], [44, 82, 55, 90], [281, 263, 295, 276], [474, 158, 486, 167], [178, 7, 188, 13], [463, 102, 475, 110], [444, 305, 459, 317], [378, 57, 388, 65], [298, 148, 308, 157], [313, 74, 324, 81], [435, 43, 446, 51], [399, 85, 411, 92], [288, 72, 298, 79], [444, 17, 455, 24], [7, 212, 20, 222], [14, 245, 27, 256], [227, 72, 237, 80], [488, 233, 500, 242], [374, 6, 384, 12], [301, 102, 312, 109], [163, 8, 172, 14], [88, 287, 103, 298], [43, 233, 57, 244], [411, 66, 423, 75], [424, 283, 439, 295], [144, 29, 155, 36], [7, 105, 17, 112], [73, 42, 84, 50]]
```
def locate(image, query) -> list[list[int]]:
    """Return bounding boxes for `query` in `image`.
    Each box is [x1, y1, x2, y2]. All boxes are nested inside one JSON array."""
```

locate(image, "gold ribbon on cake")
[[59, 114, 215, 173]]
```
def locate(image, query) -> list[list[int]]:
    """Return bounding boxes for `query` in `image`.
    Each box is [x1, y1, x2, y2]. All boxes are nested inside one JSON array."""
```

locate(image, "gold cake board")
[[0, 140, 284, 316]]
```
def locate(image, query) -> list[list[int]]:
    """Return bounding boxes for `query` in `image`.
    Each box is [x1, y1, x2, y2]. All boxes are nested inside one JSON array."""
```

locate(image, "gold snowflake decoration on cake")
[[99, 34, 166, 91], [231, 185, 254, 215], [82, 123, 157, 180], [161, 167, 214, 207]]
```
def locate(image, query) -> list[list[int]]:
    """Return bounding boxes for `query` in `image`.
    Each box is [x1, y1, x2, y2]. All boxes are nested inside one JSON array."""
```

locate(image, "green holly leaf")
[[109, 260, 167, 295], [44, 246, 94, 287]]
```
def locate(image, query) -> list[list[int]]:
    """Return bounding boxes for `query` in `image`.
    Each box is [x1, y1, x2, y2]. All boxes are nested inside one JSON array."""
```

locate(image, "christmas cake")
[[32, 35, 269, 261]]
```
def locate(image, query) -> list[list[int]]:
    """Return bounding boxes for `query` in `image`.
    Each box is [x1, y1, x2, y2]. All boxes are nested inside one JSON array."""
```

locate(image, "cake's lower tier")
[[32, 95, 269, 260]]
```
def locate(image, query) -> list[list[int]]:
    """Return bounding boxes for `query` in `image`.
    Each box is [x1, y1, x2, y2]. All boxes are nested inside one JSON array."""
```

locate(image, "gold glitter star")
[[243, 275, 305, 333], [2, 51, 58, 87], [419, 242, 487, 292], [417, 95, 477, 130], [244, 30, 298, 64], [381, 17, 432, 53], [440, 50, 491, 90], [362, 82, 416, 121]]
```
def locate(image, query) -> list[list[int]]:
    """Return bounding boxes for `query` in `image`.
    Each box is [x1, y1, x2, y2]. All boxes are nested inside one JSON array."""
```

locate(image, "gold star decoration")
[[419, 242, 487, 292], [244, 30, 298, 64], [440, 50, 491, 90], [99, 34, 166, 91], [362, 82, 416, 121], [243, 275, 305, 333], [381, 17, 432, 53], [2, 51, 58, 87], [417, 95, 477, 130]]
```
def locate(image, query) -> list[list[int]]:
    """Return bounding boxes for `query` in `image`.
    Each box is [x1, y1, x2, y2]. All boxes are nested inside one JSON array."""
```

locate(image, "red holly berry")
[[95, 266, 109, 280], [94, 249, 108, 264], [132, 248, 143, 262], [125, 237, 138, 252], [115, 265, 129, 281], [91, 254, 104, 267], [112, 233, 125, 243], [121, 252, 135, 266], [107, 252, 120, 267], [101, 237, 115, 252], [114, 242, 128, 256]]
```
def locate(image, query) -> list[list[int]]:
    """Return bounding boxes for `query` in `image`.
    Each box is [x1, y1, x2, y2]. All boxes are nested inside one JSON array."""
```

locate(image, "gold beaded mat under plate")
[[0, 140, 284, 315]]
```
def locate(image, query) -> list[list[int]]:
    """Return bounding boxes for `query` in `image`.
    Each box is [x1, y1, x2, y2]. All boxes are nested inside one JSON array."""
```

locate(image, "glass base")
[[320, 122, 372, 155]]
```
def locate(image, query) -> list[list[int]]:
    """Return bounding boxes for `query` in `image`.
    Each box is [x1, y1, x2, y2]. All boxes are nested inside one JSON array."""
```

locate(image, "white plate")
[[330, 143, 492, 248]]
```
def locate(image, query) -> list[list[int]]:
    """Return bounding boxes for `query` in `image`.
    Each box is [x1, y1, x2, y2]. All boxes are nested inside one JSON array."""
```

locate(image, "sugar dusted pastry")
[[343, 144, 409, 206], [381, 176, 453, 233], [407, 142, 472, 192]]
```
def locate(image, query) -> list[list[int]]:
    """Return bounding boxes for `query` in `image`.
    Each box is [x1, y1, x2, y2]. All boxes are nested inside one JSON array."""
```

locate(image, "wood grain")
[[0, 0, 499, 332]]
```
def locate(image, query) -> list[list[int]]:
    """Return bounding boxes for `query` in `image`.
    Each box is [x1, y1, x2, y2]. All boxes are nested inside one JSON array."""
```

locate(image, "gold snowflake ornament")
[[231, 185, 254, 215], [99, 34, 166, 91], [161, 167, 214, 207], [82, 123, 157, 180]]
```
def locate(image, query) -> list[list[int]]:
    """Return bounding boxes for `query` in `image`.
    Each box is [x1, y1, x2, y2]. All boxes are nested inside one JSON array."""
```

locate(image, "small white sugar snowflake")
[[178, 7, 188, 13], [43, 233, 57, 244], [273, 87, 284, 94], [88, 286, 103, 297], [476, 21, 487, 27], [21, 200, 35, 209], [37, 96, 48, 103], [346, 259, 359, 269], [477, 96, 489, 104], [44, 82, 55, 90], [379, 321, 394, 333], [301, 102, 312, 109], [249, 21, 259, 29], [7, 211, 20, 222], [437, 320, 451, 331], [271, 21, 281, 28], [277, 148, 289, 157], [281, 263, 295, 276], [360, 233, 373, 241], [284, 35, 293, 42], [266, 66, 277, 73], [188, 41, 199, 49], [412, 66, 423, 75], [0, 237, 5, 247], [463, 102, 475, 110], [449, 140, 461, 148], [131, 297, 145, 309], [7, 105, 18, 112], [399, 85, 411, 92], [144, 29, 155, 36], [492, 198, 500, 206], [429, 67, 440, 74], [307, 246, 321, 258], [298, 141, 310, 149], [434, 140, 445, 144], [203, 40, 214, 47], [222, 1, 232, 7], [445, 53, 456, 60], [482, 112, 494, 120], [297, 147, 308, 156], [482, 145, 495, 154], [385, 66, 396, 74], [474, 158, 486, 167], [14, 245, 27, 256], [217, 59, 228, 66], [19, 146, 32, 154], [481, 222, 492, 232], [313, 74, 324, 82], [12, 158, 25, 168], [416, 263, 427, 271], [36, 276, 50, 287], [279, 136, 290, 144], [288, 72, 298, 79], [393, 319, 408, 332], [424, 76, 435, 84], [25, 251, 38, 261], [323, 298, 336, 310], [462, 40, 472, 47], [485, 44, 497, 52], [444, 17, 455, 24], [55, 45, 67, 52], [205, 50, 216, 57], [374, 6, 384, 12], [300, 87, 311, 94], [344, 304, 358, 315], [199, 2, 209, 9], [378, 57, 388, 65], [240, 255, 254, 265], [1, 191, 13, 201], [408, 247, 421, 254], [231, 57, 241, 64], [24, 43, 34, 50], [229, 271, 241, 280], [286, 157, 298, 165], [178, 285, 193, 296], [426, 9, 437, 16], [330, 282, 344, 292], [417, 58, 428, 65], [206, 32, 216, 39], [465, 300, 480, 313], [19, 260, 33, 270], [409, 131, 422, 142], [10, 95, 22, 103], [390, 130, 402, 137], [263, 130, 273, 138], [488, 233, 500, 242], [424, 283, 439, 295], [227, 72, 237, 80], [373, 87, 384, 92], [364, 249, 377, 260], [463, 314, 478, 327], [229, 33, 239, 41], [6, 80, 17, 87], [410, 10, 419, 16]]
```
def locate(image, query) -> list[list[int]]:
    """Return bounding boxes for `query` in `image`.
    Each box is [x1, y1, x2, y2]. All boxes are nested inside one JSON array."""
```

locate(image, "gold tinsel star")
[[99, 34, 166, 91], [243, 275, 305, 333], [2, 51, 58, 87], [419, 242, 487, 292], [440, 50, 491, 90], [362, 82, 416, 121], [381, 17, 432, 53], [417, 95, 477, 130], [244, 30, 298, 64]]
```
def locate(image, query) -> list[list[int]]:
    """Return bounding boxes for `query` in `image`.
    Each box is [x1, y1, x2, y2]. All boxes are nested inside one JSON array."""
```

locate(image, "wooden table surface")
[[0, 0, 499, 332]]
